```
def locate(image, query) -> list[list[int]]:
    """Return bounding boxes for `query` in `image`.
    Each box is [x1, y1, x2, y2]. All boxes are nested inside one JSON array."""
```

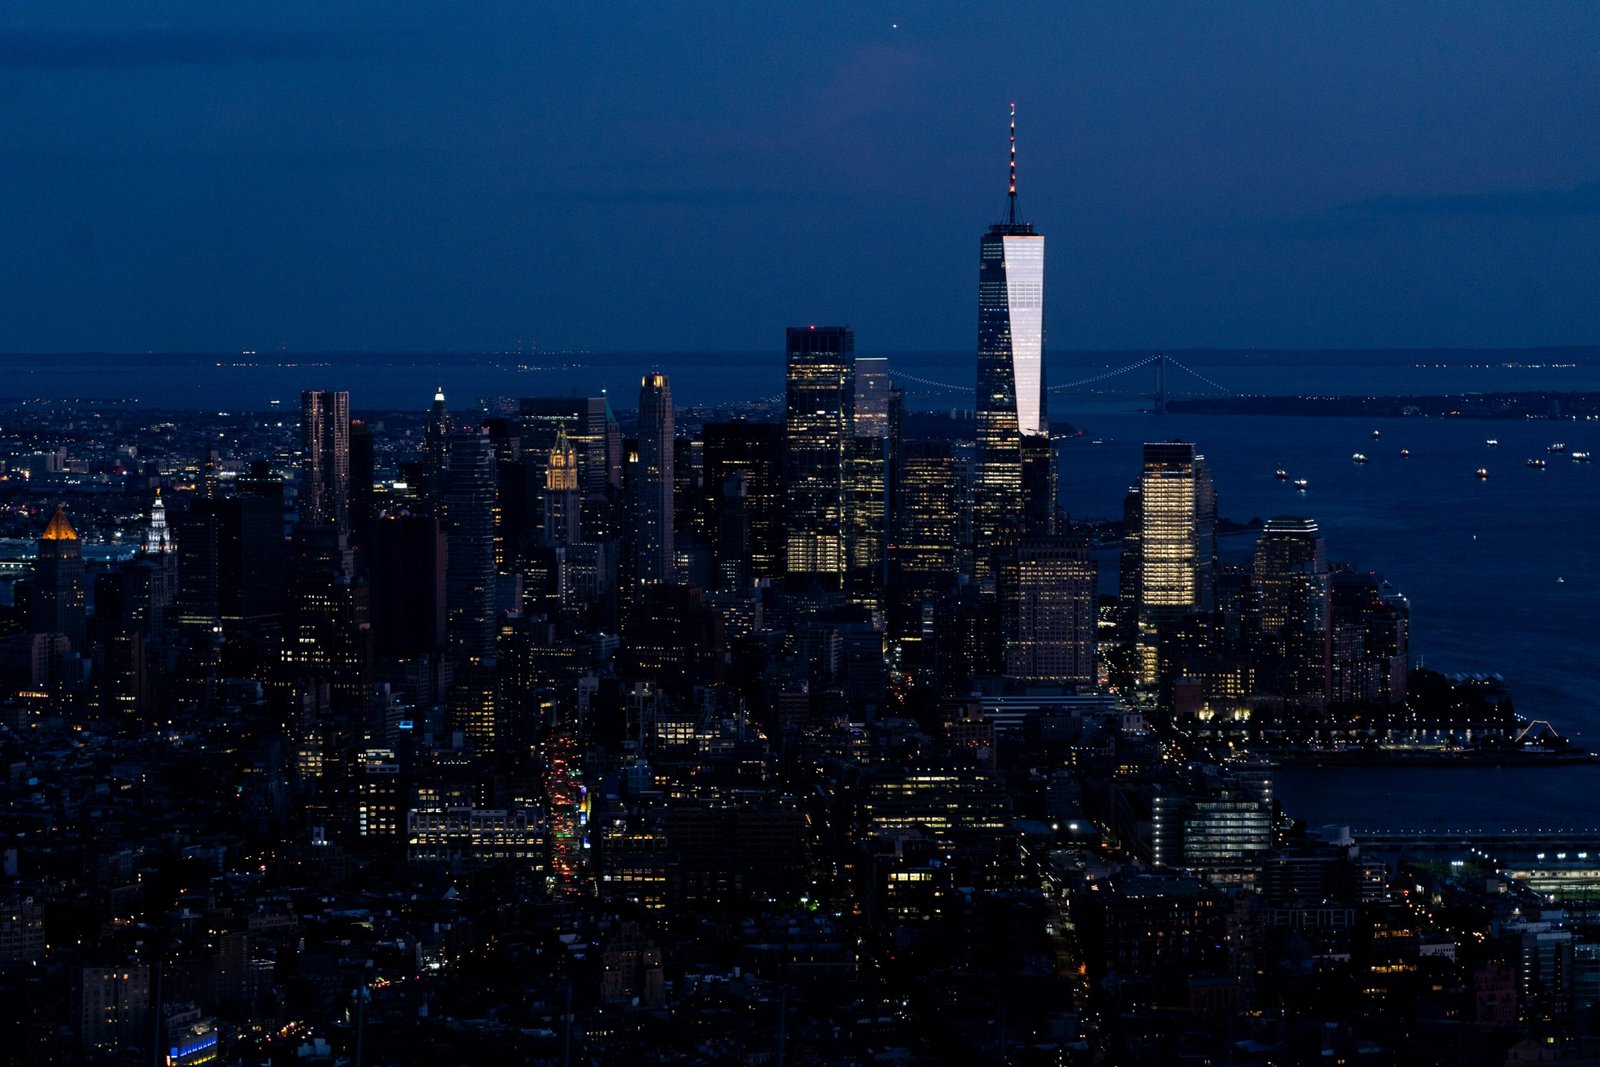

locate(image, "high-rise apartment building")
[[1251, 516, 1331, 712], [974, 106, 1046, 569], [1133, 442, 1216, 683], [300, 390, 351, 532], [635, 373, 675, 585], [784, 326, 855, 588]]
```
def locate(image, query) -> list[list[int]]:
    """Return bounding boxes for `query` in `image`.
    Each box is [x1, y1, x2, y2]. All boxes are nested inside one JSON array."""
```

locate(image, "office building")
[[853, 357, 891, 438], [703, 420, 784, 585], [1132, 442, 1216, 683], [843, 434, 889, 616], [888, 441, 963, 650], [371, 512, 447, 658], [33, 505, 87, 651], [999, 535, 1097, 690], [542, 424, 581, 547], [443, 428, 499, 661], [975, 106, 1046, 567], [784, 326, 854, 588]]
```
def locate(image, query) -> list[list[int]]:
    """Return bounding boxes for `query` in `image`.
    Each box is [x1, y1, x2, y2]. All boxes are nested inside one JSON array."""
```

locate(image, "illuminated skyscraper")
[[300, 389, 351, 532], [784, 326, 855, 588], [853, 357, 891, 439], [1133, 442, 1216, 683], [974, 105, 1046, 569], [635, 372, 675, 585], [888, 441, 963, 648], [542, 425, 581, 548], [1251, 516, 1331, 711], [34, 505, 86, 650], [1000, 535, 1097, 689], [140, 490, 178, 632], [422, 386, 452, 512]]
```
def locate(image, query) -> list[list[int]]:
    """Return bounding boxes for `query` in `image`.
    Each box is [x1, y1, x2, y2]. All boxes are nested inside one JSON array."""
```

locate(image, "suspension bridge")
[[893, 352, 1238, 413]]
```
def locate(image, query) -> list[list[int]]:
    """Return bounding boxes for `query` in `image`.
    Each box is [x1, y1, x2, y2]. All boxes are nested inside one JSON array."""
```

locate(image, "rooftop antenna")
[[1008, 102, 1018, 224]]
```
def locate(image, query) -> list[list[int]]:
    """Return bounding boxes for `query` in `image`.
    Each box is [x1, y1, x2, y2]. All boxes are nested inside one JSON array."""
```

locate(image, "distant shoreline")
[[1168, 391, 1600, 420]]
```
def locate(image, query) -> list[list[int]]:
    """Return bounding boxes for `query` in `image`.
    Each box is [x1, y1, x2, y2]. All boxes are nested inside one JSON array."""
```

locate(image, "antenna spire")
[[1008, 102, 1017, 224]]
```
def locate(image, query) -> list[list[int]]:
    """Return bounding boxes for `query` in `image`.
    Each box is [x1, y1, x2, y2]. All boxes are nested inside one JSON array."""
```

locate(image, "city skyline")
[[3, 8, 1600, 1063]]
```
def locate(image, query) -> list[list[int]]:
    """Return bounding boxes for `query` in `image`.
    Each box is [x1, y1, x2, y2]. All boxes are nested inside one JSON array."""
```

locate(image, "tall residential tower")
[[300, 389, 351, 532], [635, 372, 675, 585]]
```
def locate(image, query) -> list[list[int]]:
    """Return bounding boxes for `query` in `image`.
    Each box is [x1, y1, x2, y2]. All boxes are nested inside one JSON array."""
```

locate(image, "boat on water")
[[1527, 458, 1547, 469], [1351, 453, 1368, 463], [1293, 478, 1309, 490], [1574, 452, 1593, 463], [1274, 469, 1288, 480], [1371, 429, 1381, 439], [1549, 442, 1567, 453], [1476, 468, 1489, 479], [1486, 439, 1499, 447]]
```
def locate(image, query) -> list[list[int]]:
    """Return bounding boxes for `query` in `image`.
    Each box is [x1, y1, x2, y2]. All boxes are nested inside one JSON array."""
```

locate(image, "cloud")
[[1334, 180, 1600, 219], [0, 25, 370, 69], [519, 186, 842, 207]]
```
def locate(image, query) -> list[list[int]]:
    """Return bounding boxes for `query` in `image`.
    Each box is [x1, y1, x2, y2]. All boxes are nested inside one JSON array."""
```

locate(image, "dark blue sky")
[[3, 2, 1598, 354]]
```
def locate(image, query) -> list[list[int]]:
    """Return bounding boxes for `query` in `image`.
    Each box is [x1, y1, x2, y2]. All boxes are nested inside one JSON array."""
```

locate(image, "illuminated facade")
[[1134, 442, 1216, 682], [784, 326, 854, 587], [843, 435, 889, 617], [888, 441, 963, 649], [999, 535, 1097, 689], [1251, 516, 1331, 711], [299, 389, 350, 531], [542, 424, 581, 547], [35, 504, 86, 650], [974, 107, 1045, 569], [422, 386, 452, 512]]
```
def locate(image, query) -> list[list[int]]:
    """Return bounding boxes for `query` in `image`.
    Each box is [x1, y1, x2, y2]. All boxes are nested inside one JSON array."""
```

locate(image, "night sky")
[[3, 2, 1598, 354]]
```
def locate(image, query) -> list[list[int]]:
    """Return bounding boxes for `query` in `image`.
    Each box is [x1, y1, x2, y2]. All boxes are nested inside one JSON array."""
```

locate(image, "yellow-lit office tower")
[[784, 326, 854, 591], [1133, 442, 1216, 684]]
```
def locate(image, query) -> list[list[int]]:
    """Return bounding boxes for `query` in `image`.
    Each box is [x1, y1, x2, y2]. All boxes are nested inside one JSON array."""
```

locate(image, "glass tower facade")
[[300, 389, 351, 532], [1134, 441, 1217, 683], [635, 372, 675, 585], [784, 326, 855, 587], [974, 110, 1045, 569]]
